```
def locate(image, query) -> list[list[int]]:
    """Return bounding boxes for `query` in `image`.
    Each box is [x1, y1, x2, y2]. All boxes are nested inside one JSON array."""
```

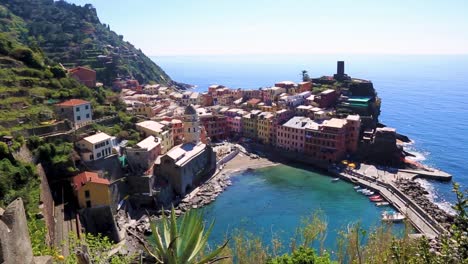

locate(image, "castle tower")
[[183, 105, 200, 144]]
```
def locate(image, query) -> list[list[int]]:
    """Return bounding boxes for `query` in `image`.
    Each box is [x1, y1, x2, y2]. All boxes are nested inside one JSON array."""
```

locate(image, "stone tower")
[[183, 105, 200, 144]]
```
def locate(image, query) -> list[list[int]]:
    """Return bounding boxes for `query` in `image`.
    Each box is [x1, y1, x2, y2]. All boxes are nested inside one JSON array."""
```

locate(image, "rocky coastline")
[[395, 178, 454, 229]]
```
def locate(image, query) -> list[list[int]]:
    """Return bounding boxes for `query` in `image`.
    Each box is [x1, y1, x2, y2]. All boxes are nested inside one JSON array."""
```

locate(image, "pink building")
[[276, 116, 313, 152], [345, 115, 361, 153], [225, 109, 244, 136], [304, 115, 361, 163]]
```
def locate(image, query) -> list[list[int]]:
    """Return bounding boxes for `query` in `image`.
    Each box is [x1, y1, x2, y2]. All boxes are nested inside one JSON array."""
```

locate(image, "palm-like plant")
[[147, 207, 229, 264]]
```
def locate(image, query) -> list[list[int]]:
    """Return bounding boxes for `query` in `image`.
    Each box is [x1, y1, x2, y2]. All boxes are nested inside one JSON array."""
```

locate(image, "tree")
[[302, 70, 311, 82], [50, 65, 67, 78], [147, 207, 229, 264], [0, 142, 10, 158]]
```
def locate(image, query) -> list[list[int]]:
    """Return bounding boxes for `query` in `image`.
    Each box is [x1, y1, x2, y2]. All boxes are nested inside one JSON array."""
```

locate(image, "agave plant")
[[147, 207, 229, 264]]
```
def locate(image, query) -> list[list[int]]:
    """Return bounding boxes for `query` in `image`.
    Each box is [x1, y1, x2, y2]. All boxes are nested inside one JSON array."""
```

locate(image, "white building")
[[55, 99, 92, 128], [77, 132, 113, 161]]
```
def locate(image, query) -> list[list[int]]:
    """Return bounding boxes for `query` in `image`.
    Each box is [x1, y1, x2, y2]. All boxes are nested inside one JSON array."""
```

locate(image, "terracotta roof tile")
[[56, 99, 90, 107], [72, 171, 110, 191]]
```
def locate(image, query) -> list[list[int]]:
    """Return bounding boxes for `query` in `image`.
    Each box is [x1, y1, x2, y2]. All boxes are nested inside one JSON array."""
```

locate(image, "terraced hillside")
[[0, 8, 119, 132], [1, 0, 172, 86]]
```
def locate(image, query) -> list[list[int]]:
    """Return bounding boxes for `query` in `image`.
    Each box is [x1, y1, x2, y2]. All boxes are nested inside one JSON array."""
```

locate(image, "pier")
[[332, 165, 448, 238]]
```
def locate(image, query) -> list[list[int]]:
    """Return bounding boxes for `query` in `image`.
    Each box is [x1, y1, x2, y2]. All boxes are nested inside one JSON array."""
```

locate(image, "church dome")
[[184, 105, 197, 115]]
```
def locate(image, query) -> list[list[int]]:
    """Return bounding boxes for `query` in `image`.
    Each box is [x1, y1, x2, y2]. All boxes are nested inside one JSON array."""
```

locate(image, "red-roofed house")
[[246, 98, 261, 109], [55, 99, 93, 128], [69, 66, 96, 88], [72, 171, 110, 208]]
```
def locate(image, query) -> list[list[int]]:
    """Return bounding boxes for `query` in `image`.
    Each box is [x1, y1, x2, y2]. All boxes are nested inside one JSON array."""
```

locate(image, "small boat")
[[331, 178, 340, 182], [362, 190, 374, 196], [357, 188, 367, 193], [369, 195, 381, 199], [370, 197, 384, 202], [375, 202, 390, 207], [353, 186, 361, 190], [382, 211, 406, 222]]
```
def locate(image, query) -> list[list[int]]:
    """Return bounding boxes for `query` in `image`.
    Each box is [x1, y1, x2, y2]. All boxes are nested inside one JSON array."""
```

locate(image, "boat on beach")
[[382, 211, 406, 222], [331, 178, 340, 182]]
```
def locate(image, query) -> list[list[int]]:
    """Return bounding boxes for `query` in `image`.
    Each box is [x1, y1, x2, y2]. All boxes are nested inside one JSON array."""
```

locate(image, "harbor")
[[331, 163, 452, 238]]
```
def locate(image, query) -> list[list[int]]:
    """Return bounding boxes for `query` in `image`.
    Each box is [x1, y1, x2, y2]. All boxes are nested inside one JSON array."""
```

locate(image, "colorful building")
[[199, 113, 227, 142], [304, 116, 361, 163], [72, 171, 110, 209], [276, 116, 312, 152], [242, 110, 261, 139], [257, 112, 274, 144], [69, 66, 96, 88], [136, 120, 174, 154], [315, 89, 338, 108], [224, 108, 245, 136]]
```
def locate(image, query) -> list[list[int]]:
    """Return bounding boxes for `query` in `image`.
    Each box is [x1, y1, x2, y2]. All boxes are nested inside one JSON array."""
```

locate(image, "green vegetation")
[[27, 136, 77, 178], [65, 233, 134, 264], [147, 207, 229, 264], [1, 0, 172, 86]]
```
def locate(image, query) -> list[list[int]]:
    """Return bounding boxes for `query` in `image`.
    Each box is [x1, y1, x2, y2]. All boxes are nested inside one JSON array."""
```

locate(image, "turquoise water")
[[155, 54, 468, 207], [153, 54, 467, 253], [199, 165, 404, 253]]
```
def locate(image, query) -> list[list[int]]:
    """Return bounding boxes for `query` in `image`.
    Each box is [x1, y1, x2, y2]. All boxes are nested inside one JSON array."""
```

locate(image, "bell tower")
[[183, 105, 200, 144]]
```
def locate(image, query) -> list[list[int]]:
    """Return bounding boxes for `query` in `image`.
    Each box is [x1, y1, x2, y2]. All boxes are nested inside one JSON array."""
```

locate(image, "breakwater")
[[332, 168, 448, 238]]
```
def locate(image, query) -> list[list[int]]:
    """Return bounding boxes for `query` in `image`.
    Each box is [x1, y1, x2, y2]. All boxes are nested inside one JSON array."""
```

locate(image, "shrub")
[[10, 47, 43, 69], [50, 65, 66, 78]]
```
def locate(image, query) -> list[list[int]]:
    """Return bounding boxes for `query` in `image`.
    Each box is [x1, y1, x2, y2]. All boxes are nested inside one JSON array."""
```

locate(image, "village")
[[26, 61, 452, 255]]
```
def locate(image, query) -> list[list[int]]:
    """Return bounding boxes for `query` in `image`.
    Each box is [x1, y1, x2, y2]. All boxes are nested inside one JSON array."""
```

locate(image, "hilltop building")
[[69, 66, 96, 88], [55, 99, 92, 128]]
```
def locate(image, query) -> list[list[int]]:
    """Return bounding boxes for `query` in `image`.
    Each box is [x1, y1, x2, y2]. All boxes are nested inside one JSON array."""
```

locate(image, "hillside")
[[0, 0, 172, 86], [0, 7, 122, 133]]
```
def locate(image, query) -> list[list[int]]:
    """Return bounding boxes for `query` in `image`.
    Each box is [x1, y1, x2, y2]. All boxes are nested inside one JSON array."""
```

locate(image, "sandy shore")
[[219, 151, 280, 176]]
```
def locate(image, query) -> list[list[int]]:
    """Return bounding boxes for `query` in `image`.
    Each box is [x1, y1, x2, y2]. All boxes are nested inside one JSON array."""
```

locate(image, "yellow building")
[[257, 112, 274, 144], [136, 120, 174, 154], [72, 171, 111, 209]]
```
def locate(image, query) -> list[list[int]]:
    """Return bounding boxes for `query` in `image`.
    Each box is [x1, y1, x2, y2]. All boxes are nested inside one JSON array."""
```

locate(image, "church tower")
[[183, 105, 200, 144]]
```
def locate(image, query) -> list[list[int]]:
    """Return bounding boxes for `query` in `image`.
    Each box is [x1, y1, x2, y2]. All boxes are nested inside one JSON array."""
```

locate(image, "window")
[[61, 108, 64, 113], [85, 105, 89, 110], [86, 201, 91, 208], [86, 114, 90, 118], [76, 107, 80, 112], [77, 116, 81, 121], [85, 190, 90, 198]]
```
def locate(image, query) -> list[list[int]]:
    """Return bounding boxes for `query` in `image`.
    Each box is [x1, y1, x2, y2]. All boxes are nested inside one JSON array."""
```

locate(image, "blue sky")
[[66, 0, 468, 56]]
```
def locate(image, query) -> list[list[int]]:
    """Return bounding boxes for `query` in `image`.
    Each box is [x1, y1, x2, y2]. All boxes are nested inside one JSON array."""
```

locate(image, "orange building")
[[69, 66, 96, 88]]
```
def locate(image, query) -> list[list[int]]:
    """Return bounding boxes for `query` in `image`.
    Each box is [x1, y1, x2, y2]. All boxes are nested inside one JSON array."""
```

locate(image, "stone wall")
[[0, 198, 52, 264], [79, 206, 123, 243], [37, 164, 55, 246]]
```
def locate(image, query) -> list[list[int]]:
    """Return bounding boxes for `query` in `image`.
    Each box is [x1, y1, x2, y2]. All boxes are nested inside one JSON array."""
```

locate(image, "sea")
[[152, 54, 468, 250]]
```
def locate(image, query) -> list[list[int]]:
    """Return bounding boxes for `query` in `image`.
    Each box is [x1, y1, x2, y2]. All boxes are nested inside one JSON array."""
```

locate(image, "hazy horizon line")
[[149, 52, 468, 57]]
